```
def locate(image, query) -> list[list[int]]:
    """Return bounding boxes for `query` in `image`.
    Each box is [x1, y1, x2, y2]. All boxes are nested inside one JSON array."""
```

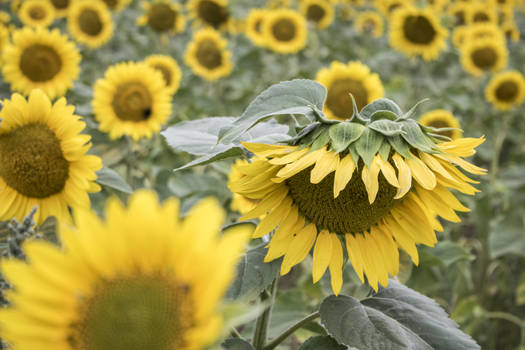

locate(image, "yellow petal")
[[333, 154, 356, 198], [239, 186, 288, 220], [328, 234, 344, 295], [310, 150, 339, 184], [312, 230, 333, 283], [361, 161, 380, 204], [381, 219, 419, 265], [269, 148, 309, 165], [377, 155, 399, 188], [418, 151, 458, 183], [406, 152, 436, 190], [252, 197, 293, 238], [274, 148, 325, 181], [281, 224, 317, 275], [392, 153, 412, 199], [345, 234, 365, 283]]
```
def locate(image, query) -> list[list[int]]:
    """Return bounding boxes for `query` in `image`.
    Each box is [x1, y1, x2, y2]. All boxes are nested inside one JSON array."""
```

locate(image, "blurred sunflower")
[[501, 20, 520, 42], [423, 0, 449, 12], [419, 110, 462, 140], [375, 0, 408, 18], [316, 61, 384, 120], [460, 36, 508, 76], [0, 11, 12, 30], [68, 0, 113, 48], [100, 0, 131, 11], [0, 190, 250, 350], [245, 8, 268, 46], [229, 159, 261, 215], [144, 54, 182, 95], [137, 0, 186, 35], [389, 6, 448, 60], [230, 115, 486, 293], [448, 2, 469, 26], [92, 62, 172, 140], [184, 27, 232, 81], [354, 11, 384, 37], [485, 70, 525, 110], [465, 2, 498, 25], [0, 25, 8, 60], [2, 27, 81, 99], [187, 0, 230, 30], [47, 0, 76, 17], [464, 23, 506, 42], [299, 0, 334, 30], [0, 90, 102, 224], [18, 0, 55, 28], [262, 9, 307, 54]]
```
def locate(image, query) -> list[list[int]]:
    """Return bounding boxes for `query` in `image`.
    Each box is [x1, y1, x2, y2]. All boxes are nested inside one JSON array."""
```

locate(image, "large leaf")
[[219, 79, 327, 144], [95, 167, 132, 193], [300, 336, 351, 350], [400, 120, 438, 154], [489, 212, 525, 258], [320, 280, 480, 350], [227, 245, 281, 299], [421, 241, 475, 267], [221, 339, 255, 350], [168, 173, 230, 199]]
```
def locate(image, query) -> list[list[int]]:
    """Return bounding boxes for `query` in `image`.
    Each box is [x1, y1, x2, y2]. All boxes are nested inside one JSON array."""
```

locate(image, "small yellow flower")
[[354, 11, 384, 37], [460, 36, 508, 76], [18, 0, 56, 28], [137, 0, 186, 35], [68, 0, 114, 48], [187, 0, 230, 30], [245, 8, 269, 47], [485, 70, 525, 110], [419, 110, 462, 140], [299, 0, 335, 30], [261, 9, 308, 54], [144, 54, 182, 95]]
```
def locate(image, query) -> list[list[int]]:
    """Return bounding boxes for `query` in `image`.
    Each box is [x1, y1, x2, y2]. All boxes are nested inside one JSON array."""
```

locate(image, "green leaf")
[[400, 120, 438, 153], [368, 119, 406, 137], [399, 98, 429, 120], [219, 79, 327, 144], [355, 127, 383, 167], [421, 241, 475, 267], [310, 126, 331, 152], [378, 142, 391, 161], [329, 122, 365, 153], [370, 110, 399, 122], [388, 135, 411, 158], [489, 212, 525, 258], [360, 99, 403, 119], [517, 273, 525, 306], [96, 167, 132, 193], [221, 339, 255, 350], [227, 245, 281, 299], [300, 336, 350, 350], [174, 147, 244, 172], [320, 280, 480, 350], [168, 173, 229, 199]]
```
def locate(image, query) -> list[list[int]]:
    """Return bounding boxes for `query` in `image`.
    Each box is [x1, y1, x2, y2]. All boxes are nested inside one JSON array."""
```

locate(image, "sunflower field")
[[0, 0, 524, 349]]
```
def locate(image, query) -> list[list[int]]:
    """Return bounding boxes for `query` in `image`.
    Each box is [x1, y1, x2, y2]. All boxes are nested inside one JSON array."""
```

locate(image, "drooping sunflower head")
[[18, 0, 56, 27], [354, 11, 384, 37], [68, 0, 114, 48], [419, 110, 462, 140], [300, 0, 335, 30], [92, 62, 173, 140], [316, 61, 384, 121], [485, 70, 525, 111], [184, 27, 233, 81], [0, 190, 250, 349], [144, 54, 182, 95], [47, 0, 76, 17], [389, 6, 448, 60], [100, 0, 131, 11], [245, 8, 268, 47], [187, 0, 230, 30], [1, 27, 81, 99], [0, 89, 102, 224], [228, 159, 261, 215], [460, 36, 508, 76], [229, 83, 486, 294], [137, 0, 186, 35], [262, 9, 308, 54]]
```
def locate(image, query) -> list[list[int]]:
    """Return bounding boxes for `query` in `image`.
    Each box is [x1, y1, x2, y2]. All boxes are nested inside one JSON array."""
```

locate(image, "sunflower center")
[[402, 15, 436, 44], [362, 19, 377, 33], [495, 81, 518, 102], [426, 120, 453, 138], [473, 11, 489, 22], [78, 9, 103, 36], [326, 79, 368, 119], [153, 64, 172, 86], [70, 276, 193, 350], [471, 46, 497, 70], [51, 0, 69, 9], [0, 123, 69, 198], [272, 18, 296, 41], [306, 4, 326, 23], [102, 0, 117, 9], [454, 11, 466, 26], [20, 44, 62, 82], [147, 3, 176, 32], [197, 0, 229, 28], [112, 83, 153, 122], [196, 39, 222, 69], [28, 5, 46, 20], [286, 165, 398, 235]]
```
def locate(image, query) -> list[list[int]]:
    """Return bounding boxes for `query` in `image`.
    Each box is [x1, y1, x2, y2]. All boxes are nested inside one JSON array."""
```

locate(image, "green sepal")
[[368, 119, 406, 137], [309, 105, 339, 125], [420, 124, 463, 135], [388, 135, 411, 158], [310, 126, 331, 152], [349, 94, 368, 124], [370, 110, 399, 122], [355, 127, 383, 167], [398, 98, 429, 120], [400, 120, 440, 153], [348, 143, 360, 164], [287, 123, 321, 145], [428, 133, 453, 142], [328, 122, 365, 153], [378, 142, 391, 161], [361, 98, 403, 119]]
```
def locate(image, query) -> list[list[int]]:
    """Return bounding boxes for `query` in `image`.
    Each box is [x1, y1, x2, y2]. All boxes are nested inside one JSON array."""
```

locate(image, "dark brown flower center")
[[473, 11, 489, 23], [196, 39, 222, 69], [196, 0, 229, 28], [272, 18, 296, 41], [0, 123, 69, 198], [112, 83, 153, 122], [28, 5, 46, 20], [471, 46, 497, 70], [454, 11, 466, 26], [495, 80, 518, 102], [50, 0, 69, 10], [78, 9, 103, 36], [20, 44, 62, 82], [147, 3, 176, 32], [306, 4, 326, 23], [402, 15, 436, 44], [286, 164, 398, 235], [326, 79, 368, 120], [102, 0, 118, 9], [152, 64, 172, 87]]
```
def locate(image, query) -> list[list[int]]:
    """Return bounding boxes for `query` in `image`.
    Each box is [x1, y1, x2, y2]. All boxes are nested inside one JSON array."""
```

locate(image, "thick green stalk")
[[263, 311, 321, 350], [252, 278, 278, 350]]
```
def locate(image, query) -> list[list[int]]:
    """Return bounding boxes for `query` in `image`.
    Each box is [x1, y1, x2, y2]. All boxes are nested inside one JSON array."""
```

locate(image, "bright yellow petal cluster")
[[67, 0, 114, 48], [18, 0, 55, 28], [485, 70, 525, 111], [245, 8, 269, 46], [144, 54, 182, 95], [228, 159, 261, 215], [460, 36, 508, 76]]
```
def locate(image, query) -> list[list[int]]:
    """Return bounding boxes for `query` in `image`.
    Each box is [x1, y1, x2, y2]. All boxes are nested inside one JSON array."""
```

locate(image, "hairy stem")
[[263, 311, 321, 350], [252, 277, 278, 350]]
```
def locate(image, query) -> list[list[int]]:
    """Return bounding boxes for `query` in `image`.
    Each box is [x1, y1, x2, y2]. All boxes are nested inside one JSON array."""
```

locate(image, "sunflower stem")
[[262, 311, 321, 350], [252, 277, 278, 350]]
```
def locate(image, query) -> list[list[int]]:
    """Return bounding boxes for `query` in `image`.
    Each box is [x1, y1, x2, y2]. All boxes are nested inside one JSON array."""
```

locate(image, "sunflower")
[[299, 0, 335, 30], [389, 6, 448, 60], [2, 27, 81, 99], [419, 110, 462, 140], [67, 0, 114, 48], [501, 20, 520, 42], [245, 8, 268, 47], [485, 70, 525, 110], [354, 11, 384, 37], [18, 0, 56, 28], [316, 61, 384, 120], [0, 90, 102, 225], [423, 0, 449, 12], [47, 0, 76, 17], [92, 62, 172, 141], [144, 54, 182, 95], [465, 2, 498, 25], [448, 2, 470, 26], [100, 0, 131, 11], [187, 0, 230, 30], [229, 159, 261, 215], [375, 0, 409, 18], [184, 27, 233, 81], [0, 24, 8, 60], [267, 0, 292, 8], [463, 23, 506, 42], [137, 0, 186, 35], [0, 190, 250, 350], [261, 9, 307, 54], [460, 36, 508, 76], [229, 100, 486, 294]]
